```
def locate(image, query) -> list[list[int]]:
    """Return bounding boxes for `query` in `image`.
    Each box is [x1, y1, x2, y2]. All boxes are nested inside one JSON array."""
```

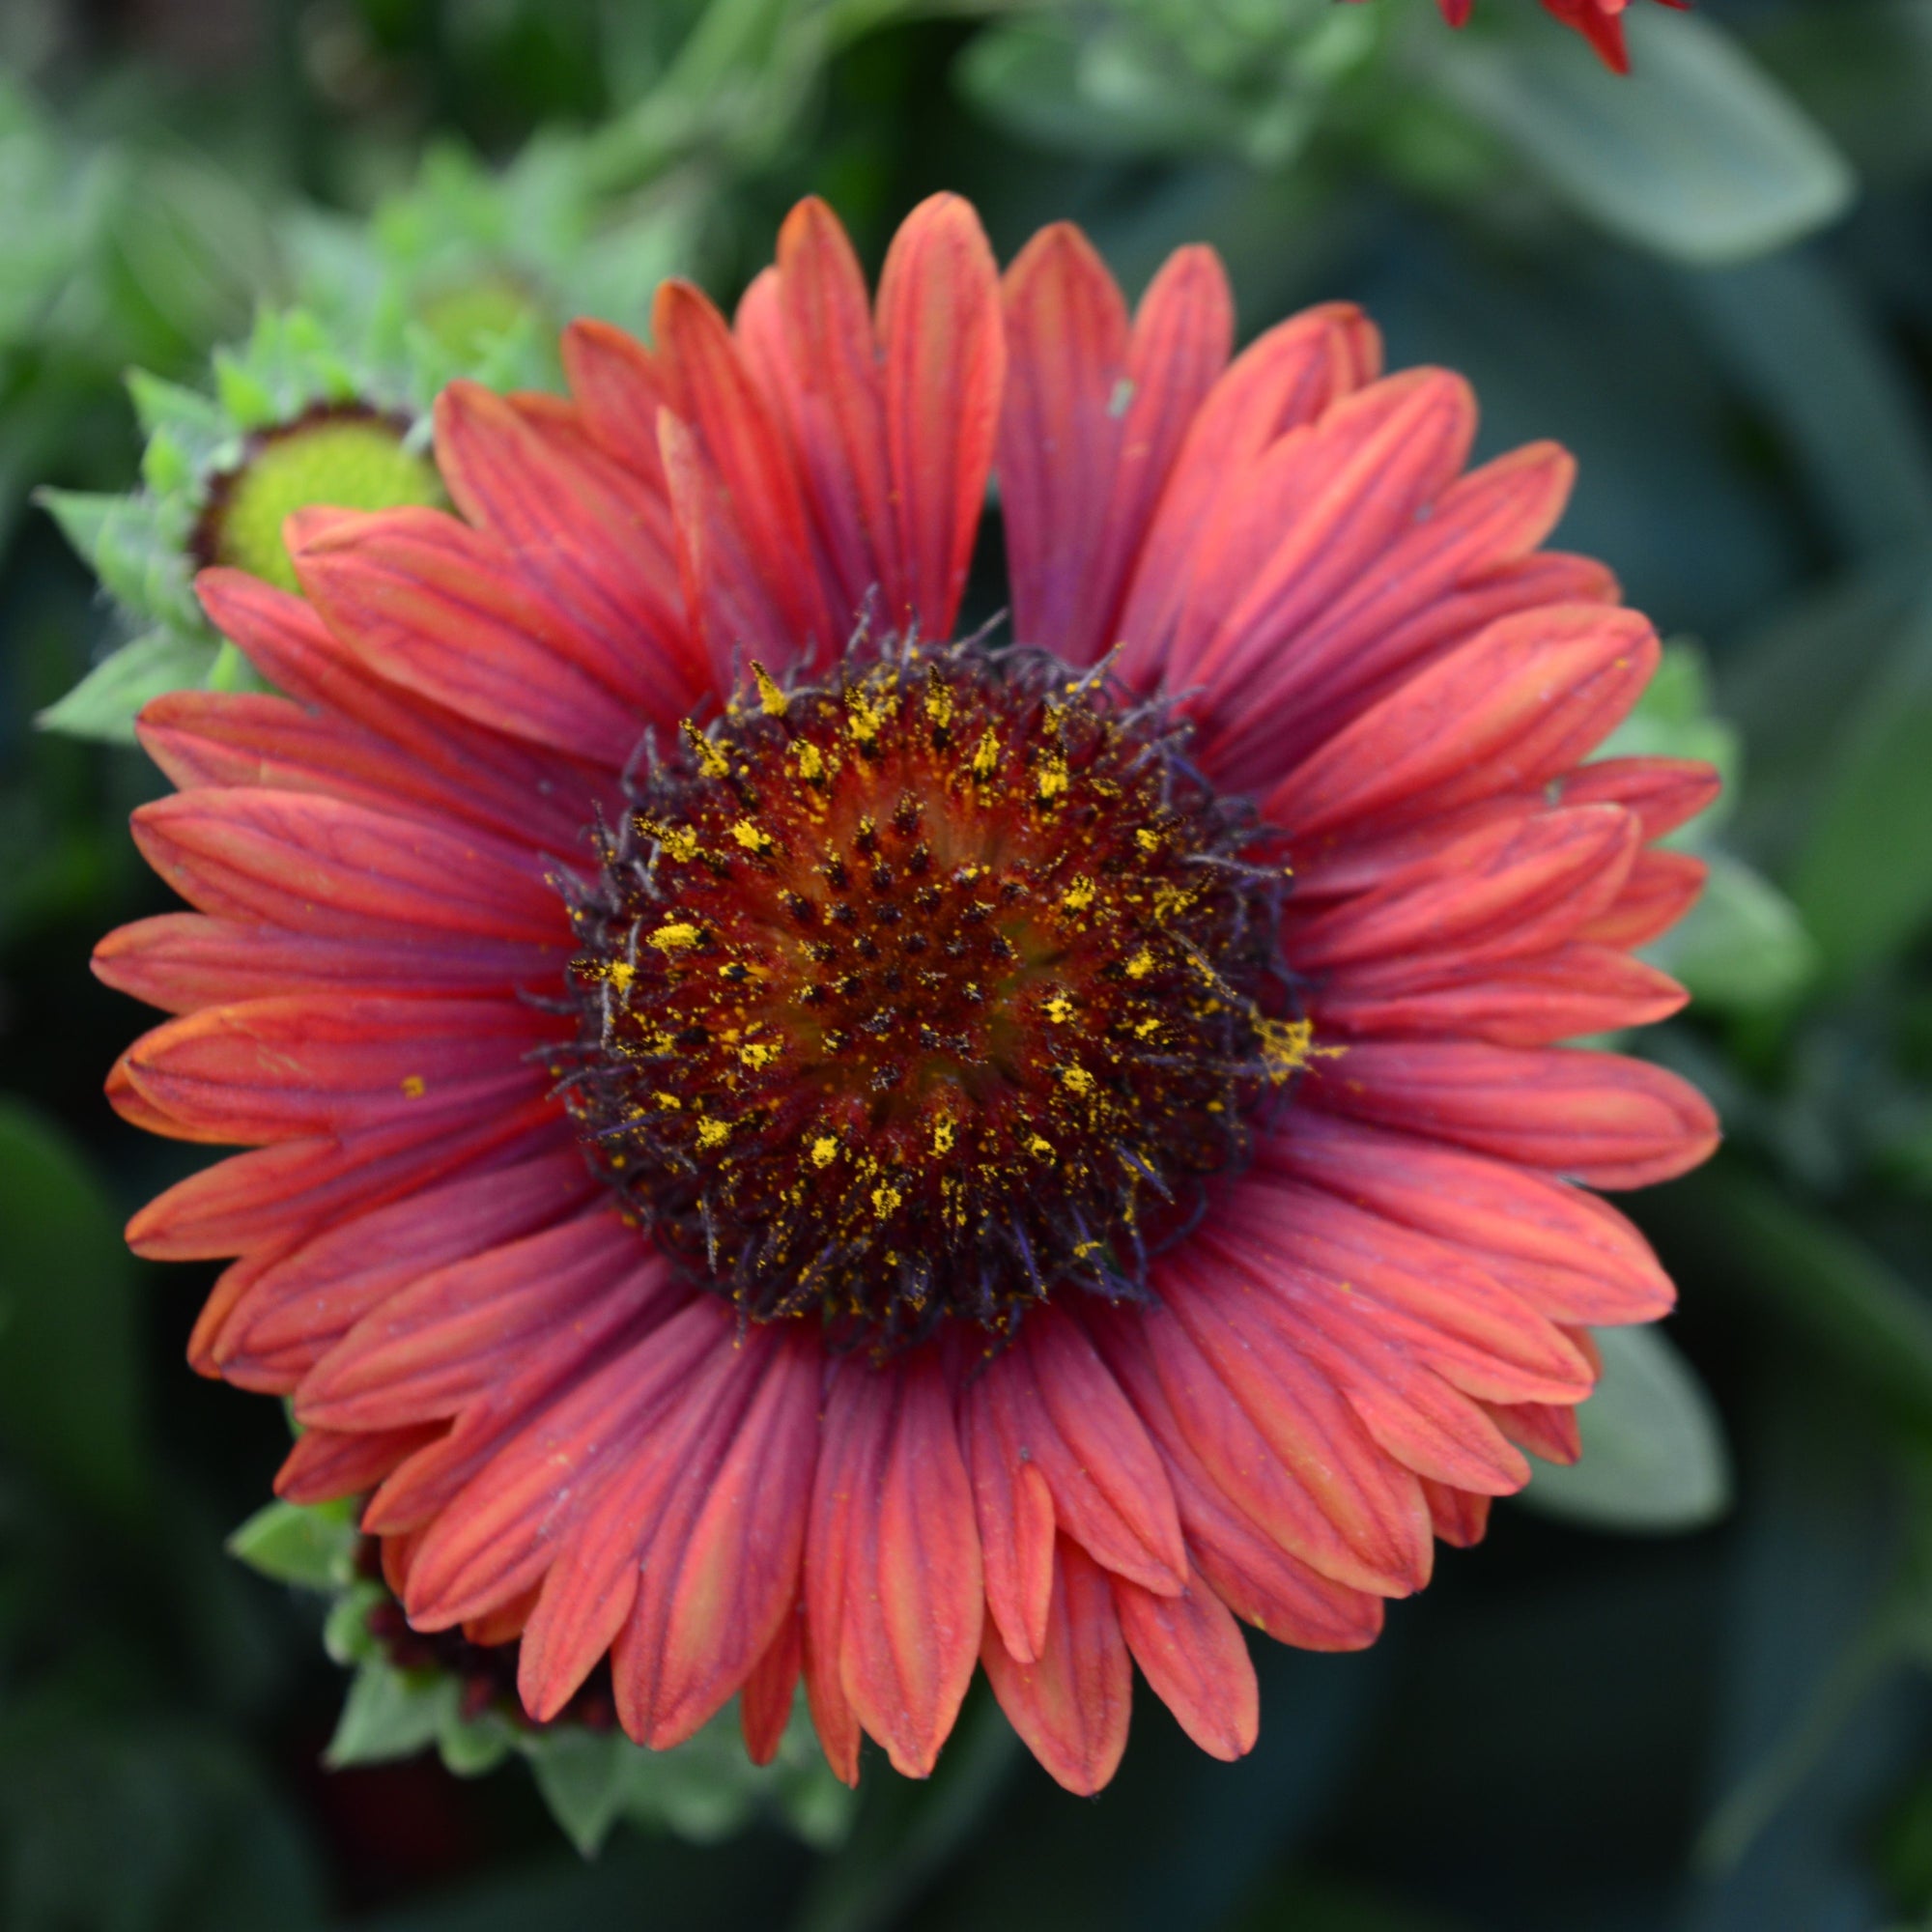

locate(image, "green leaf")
[[1787, 589, 1932, 980], [326, 1661, 460, 1769], [1654, 1167, 1932, 1435], [1517, 1326, 1730, 1533], [323, 1580, 388, 1666], [226, 1499, 360, 1591], [36, 631, 222, 744], [0, 1102, 147, 1518], [1430, 9, 1855, 264], [1648, 851, 1818, 1014], [526, 1728, 630, 1857]]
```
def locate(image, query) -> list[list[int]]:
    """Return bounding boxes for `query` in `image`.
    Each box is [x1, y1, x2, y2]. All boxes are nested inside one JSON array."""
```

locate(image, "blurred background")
[[3, 0, 1931, 1926]]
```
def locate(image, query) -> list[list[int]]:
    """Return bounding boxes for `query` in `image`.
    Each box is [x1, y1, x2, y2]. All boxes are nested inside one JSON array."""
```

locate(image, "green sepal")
[[1517, 1325, 1732, 1534], [323, 1580, 389, 1667], [36, 630, 220, 744], [327, 1660, 463, 1769], [226, 1497, 360, 1591]]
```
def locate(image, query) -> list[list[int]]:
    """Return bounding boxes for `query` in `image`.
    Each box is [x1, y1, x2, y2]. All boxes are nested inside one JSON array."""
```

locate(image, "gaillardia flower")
[[99, 194, 1719, 1795]]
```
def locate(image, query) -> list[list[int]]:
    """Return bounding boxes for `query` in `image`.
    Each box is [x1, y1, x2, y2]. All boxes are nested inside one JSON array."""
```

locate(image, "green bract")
[[229, 1495, 854, 1858], [38, 139, 696, 745]]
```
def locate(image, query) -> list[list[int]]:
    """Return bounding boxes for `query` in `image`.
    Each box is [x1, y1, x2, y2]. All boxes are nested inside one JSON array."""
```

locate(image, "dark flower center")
[[563, 640, 1299, 1346]]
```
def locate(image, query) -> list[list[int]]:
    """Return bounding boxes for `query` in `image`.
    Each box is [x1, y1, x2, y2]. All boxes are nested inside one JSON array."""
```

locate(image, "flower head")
[[100, 193, 1719, 1794]]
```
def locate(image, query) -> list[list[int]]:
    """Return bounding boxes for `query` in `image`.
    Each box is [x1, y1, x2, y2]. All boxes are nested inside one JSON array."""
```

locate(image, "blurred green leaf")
[[1658, 1167, 1932, 1435], [1788, 590, 1932, 982], [1752, 0, 1932, 184], [35, 630, 219, 744], [327, 1659, 463, 1770], [1518, 1325, 1730, 1533], [1650, 851, 1818, 1016], [1430, 9, 1855, 264], [526, 1728, 632, 1858], [226, 1497, 360, 1591], [0, 1101, 146, 1519]]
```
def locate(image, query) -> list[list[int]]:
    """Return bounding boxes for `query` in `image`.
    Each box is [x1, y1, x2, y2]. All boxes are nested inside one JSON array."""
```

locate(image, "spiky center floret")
[[563, 640, 1302, 1345]]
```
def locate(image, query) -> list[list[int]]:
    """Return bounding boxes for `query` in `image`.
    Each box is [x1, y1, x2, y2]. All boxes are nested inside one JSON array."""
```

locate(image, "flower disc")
[[564, 642, 1297, 1342]]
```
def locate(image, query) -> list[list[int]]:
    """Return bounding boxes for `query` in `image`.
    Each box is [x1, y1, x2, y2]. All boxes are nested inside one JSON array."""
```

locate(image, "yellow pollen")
[[652, 822, 700, 863], [696, 1117, 731, 1150], [810, 1135, 838, 1167], [971, 728, 1000, 779], [1124, 947, 1155, 979], [846, 687, 893, 742], [1027, 1135, 1055, 1158], [931, 1117, 956, 1154], [648, 922, 701, 952], [871, 1184, 903, 1217], [729, 818, 772, 852], [924, 680, 956, 728], [739, 1039, 781, 1069], [752, 662, 788, 715], [1061, 1065, 1095, 1096], [1135, 827, 1162, 854], [1043, 993, 1074, 1024], [1037, 753, 1070, 801], [1062, 875, 1097, 913], [654, 1092, 682, 1110], [1134, 1017, 1160, 1038], [1258, 1016, 1343, 1083], [607, 960, 636, 992], [793, 740, 825, 781], [683, 720, 732, 779], [399, 1074, 426, 1099]]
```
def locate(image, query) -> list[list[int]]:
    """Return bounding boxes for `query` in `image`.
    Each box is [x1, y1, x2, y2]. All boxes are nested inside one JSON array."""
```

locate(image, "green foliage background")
[[3, 0, 1931, 1927]]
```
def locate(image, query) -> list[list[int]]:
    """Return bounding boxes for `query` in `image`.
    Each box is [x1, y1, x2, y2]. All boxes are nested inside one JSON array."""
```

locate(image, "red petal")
[[1116, 302, 1380, 684], [194, 569, 611, 850], [294, 1208, 648, 1431], [1175, 369, 1478, 703], [1420, 1480, 1492, 1548], [560, 318, 675, 491], [1489, 1397, 1584, 1465], [877, 194, 1005, 643], [1306, 1039, 1720, 1187], [288, 506, 644, 766], [1092, 1313, 1385, 1651], [434, 384, 703, 722], [740, 1608, 805, 1766], [1560, 755, 1720, 841], [962, 1380, 1057, 1663], [980, 1537, 1131, 1796], [998, 224, 1130, 659], [126, 1092, 562, 1261], [1317, 944, 1688, 1047], [122, 993, 556, 1145], [968, 1315, 1187, 1595], [94, 911, 559, 1014], [1287, 805, 1638, 975], [1114, 1570, 1258, 1762], [812, 1354, 982, 1778], [1266, 606, 1660, 841], [402, 1293, 724, 1629], [205, 1146, 596, 1388], [1576, 847, 1706, 948], [1155, 1258, 1435, 1596], [129, 788, 567, 946], [1264, 1111, 1674, 1324], [609, 1326, 820, 1748], [275, 1422, 440, 1504], [653, 279, 837, 674]]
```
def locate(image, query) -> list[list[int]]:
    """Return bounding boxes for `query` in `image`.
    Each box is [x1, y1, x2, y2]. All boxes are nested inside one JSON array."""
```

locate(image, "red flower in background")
[[1425, 0, 1693, 72], [99, 193, 1718, 1795]]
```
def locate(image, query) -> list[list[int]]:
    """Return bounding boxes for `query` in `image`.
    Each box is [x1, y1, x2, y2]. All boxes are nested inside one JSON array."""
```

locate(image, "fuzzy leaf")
[[37, 631, 221, 744], [1519, 1326, 1731, 1533], [1433, 9, 1855, 265]]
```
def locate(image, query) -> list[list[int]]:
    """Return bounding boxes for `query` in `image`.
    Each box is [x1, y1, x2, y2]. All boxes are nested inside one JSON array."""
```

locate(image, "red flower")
[[99, 195, 1719, 1795], [1428, 0, 1692, 72]]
